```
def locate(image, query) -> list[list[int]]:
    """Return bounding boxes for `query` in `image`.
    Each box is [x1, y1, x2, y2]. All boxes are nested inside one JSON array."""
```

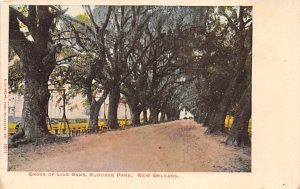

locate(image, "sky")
[[62, 5, 85, 17]]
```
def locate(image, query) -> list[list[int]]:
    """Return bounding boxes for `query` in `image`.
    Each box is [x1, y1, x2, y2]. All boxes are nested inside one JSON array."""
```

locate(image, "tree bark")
[[206, 7, 250, 134], [195, 105, 204, 123], [226, 84, 251, 146], [149, 106, 159, 124], [86, 84, 108, 133], [198, 105, 206, 123], [107, 84, 120, 129], [206, 58, 248, 134], [130, 108, 142, 126], [12, 75, 53, 142], [160, 111, 166, 122], [143, 109, 148, 123], [203, 110, 214, 127], [166, 111, 174, 121], [88, 102, 101, 132], [165, 107, 180, 121], [125, 94, 142, 126], [9, 6, 64, 143]]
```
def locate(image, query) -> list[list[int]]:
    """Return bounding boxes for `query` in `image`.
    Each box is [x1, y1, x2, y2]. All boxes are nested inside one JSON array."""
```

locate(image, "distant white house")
[[8, 90, 191, 121], [8, 88, 130, 120]]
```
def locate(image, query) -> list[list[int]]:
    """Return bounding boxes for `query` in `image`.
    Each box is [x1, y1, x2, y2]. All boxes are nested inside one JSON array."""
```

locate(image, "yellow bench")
[[224, 115, 234, 128]]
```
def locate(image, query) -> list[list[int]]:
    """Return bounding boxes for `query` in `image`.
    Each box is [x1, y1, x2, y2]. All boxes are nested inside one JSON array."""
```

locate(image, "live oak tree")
[[120, 7, 174, 125], [9, 5, 252, 148], [226, 83, 251, 146], [50, 54, 109, 133], [171, 6, 252, 146], [9, 5, 67, 143], [96, 6, 154, 129], [206, 7, 252, 134], [186, 7, 237, 127], [61, 6, 155, 129], [56, 10, 112, 132], [144, 7, 207, 123]]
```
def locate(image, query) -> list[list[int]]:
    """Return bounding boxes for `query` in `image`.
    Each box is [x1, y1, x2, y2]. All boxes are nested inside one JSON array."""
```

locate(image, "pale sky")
[[62, 5, 85, 17]]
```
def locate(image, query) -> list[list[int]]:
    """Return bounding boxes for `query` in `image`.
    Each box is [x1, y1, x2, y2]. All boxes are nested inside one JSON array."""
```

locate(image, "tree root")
[[225, 137, 238, 146], [9, 133, 72, 148], [11, 127, 25, 143], [225, 137, 251, 147], [9, 136, 32, 148]]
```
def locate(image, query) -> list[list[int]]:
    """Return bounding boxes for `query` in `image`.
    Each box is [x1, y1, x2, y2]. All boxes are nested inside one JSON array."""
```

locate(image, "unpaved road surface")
[[8, 120, 251, 172]]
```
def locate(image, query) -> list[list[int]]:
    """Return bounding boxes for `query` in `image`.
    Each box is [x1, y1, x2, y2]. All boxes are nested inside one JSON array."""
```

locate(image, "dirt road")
[[8, 120, 251, 172]]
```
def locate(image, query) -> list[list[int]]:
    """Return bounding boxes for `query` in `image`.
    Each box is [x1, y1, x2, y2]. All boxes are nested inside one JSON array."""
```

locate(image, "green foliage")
[[179, 6, 252, 117], [76, 12, 90, 22], [8, 60, 24, 94], [8, 5, 252, 125]]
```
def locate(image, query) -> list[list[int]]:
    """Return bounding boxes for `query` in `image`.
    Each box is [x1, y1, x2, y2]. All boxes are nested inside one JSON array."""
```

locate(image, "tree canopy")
[[8, 5, 252, 146]]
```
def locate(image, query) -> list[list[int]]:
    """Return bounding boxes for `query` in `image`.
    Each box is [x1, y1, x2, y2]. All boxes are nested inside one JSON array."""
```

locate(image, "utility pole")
[[60, 89, 71, 136]]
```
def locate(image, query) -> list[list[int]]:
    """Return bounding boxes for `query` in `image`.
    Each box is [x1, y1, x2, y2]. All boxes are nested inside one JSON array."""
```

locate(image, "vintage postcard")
[[0, 0, 299, 189]]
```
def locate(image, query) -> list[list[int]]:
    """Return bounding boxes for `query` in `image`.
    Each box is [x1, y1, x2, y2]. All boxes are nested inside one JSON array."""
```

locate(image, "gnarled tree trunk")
[[107, 84, 120, 129], [12, 72, 54, 143], [160, 111, 166, 122], [203, 110, 214, 127], [226, 84, 251, 146], [125, 94, 142, 126], [9, 6, 63, 143], [206, 7, 251, 134], [130, 108, 142, 126], [143, 109, 148, 123], [86, 86, 108, 132], [88, 102, 101, 132], [149, 106, 159, 124]]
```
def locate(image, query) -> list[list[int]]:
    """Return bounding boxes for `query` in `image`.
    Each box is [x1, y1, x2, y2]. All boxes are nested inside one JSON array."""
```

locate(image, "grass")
[[8, 117, 251, 135], [8, 119, 133, 135]]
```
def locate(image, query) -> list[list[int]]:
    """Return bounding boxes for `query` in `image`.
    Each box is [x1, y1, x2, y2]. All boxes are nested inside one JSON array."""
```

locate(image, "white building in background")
[[179, 109, 194, 119], [8, 89, 192, 121], [8, 91, 191, 121], [8, 90, 130, 120]]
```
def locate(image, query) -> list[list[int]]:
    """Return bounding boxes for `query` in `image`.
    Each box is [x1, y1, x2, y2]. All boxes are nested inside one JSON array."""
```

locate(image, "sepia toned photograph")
[[6, 5, 253, 172]]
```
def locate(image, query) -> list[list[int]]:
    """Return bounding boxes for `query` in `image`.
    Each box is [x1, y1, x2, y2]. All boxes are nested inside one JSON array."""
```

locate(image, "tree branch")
[[244, 18, 252, 26], [84, 5, 99, 30], [9, 7, 30, 27], [222, 13, 238, 31], [103, 6, 112, 30], [9, 7, 34, 60], [56, 55, 77, 65]]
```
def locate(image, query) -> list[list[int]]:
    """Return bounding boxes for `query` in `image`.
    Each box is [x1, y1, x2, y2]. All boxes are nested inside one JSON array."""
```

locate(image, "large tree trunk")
[[12, 77, 52, 143], [143, 108, 148, 123], [9, 6, 63, 144], [86, 85, 108, 133], [206, 95, 230, 133], [88, 102, 101, 132], [166, 108, 180, 121], [149, 106, 159, 124], [160, 111, 166, 122], [198, 105, 206, 123], [107, 84, 120, 129], [130, 108, 142, 126], [11, 61, 55, 143], [195, 105, 204, 123], [174, 109, 180, 120], [206, 63, 247, 134], [126, 95, 142, 126], [226, 84, 251, 146], [203, 110, 214, 127], [206, 7, 250, 134], [166, 111, 173, 121]]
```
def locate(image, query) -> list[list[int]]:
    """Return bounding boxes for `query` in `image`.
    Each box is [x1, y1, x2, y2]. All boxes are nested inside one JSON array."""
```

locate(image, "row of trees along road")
[[9, 6, 252, 146]]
